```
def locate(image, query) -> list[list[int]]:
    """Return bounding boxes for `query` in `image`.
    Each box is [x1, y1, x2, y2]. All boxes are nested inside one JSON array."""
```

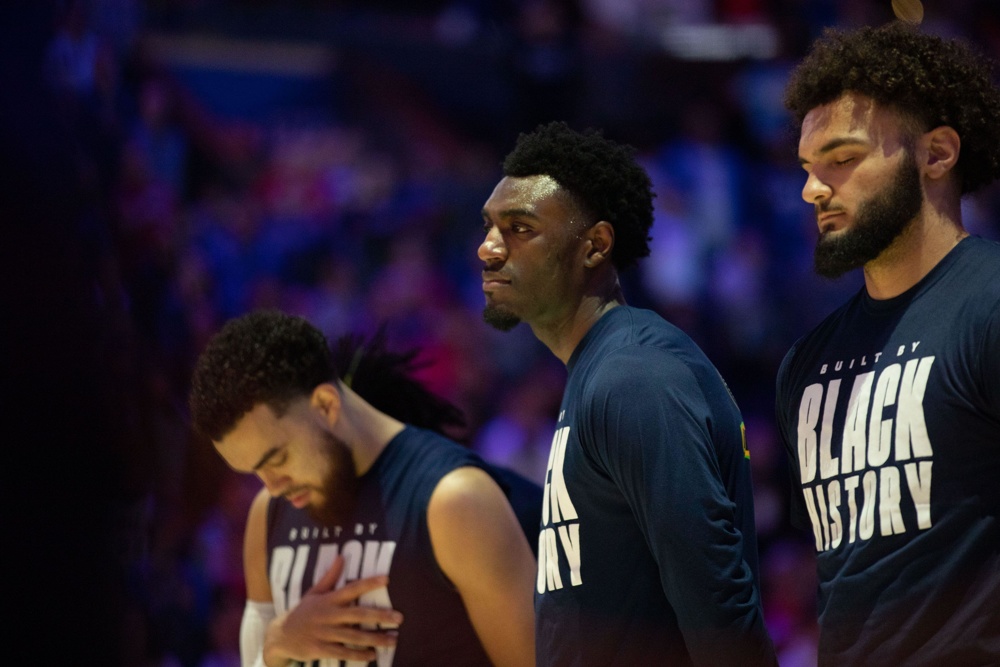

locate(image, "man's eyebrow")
[[799, 137, 868, 164], [481, 207, 540, 220], [252, 446, 282, 471]]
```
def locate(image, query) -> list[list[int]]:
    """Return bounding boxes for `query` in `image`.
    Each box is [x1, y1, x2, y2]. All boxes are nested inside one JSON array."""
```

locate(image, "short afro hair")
[[189, 310, 334, 441], [502, 121, 654, 270], [784, 22, 1000, 194]]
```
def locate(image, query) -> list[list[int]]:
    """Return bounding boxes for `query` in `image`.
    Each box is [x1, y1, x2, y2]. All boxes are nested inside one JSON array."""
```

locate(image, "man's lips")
[[482, 272, 510, 290], [286, 489, 311, 508], [817, 211, 845, 232]]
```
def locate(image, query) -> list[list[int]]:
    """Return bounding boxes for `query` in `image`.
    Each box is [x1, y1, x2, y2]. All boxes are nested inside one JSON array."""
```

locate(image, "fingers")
[[315, 643, 378, 662], [319, 644, 378, 662], [313, 603, 403, 629], [266, 603, 403, 665], [331, 574, 392, 605], [308, 555, 345, 595], [312, 624, 400, 647]]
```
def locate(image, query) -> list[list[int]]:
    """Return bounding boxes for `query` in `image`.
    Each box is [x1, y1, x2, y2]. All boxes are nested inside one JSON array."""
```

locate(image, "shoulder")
[[931, 236, 1000, 306], [777, 335, 807, 391], [778, 291, 861, 379], [963, 235, 1000, 264], [586, 308, 696, 378], [385, 427, 485, 483], [587, 329, 710, 402], [386, 429, 500, 522], [426, 467, 519, 544], [428, 466, 508, 518], [958, 238, 1000, 301], [426, 467, 523, 571], [591, 344, 695, 400], [395, 426, 479, 462]]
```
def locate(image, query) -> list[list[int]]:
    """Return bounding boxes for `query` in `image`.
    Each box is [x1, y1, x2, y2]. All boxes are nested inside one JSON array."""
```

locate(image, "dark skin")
[[479, 174, 622, 363]]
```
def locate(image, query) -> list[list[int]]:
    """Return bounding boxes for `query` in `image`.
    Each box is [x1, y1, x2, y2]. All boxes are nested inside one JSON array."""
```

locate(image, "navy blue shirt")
[[776, 237, 1000, 665], [535, 306, 775, 666]]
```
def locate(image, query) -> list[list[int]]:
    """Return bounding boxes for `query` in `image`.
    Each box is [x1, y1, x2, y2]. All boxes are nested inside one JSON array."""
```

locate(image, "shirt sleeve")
[[584, 345, 776, 666]]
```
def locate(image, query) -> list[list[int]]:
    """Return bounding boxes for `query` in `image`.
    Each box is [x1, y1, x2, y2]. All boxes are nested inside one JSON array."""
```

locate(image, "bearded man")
[[777, 21, 1000, 666], [189, 310, 536, 667]]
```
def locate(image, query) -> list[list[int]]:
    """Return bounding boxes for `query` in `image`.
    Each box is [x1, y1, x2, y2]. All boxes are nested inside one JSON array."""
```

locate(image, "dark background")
[[3, 0, 997, 664]]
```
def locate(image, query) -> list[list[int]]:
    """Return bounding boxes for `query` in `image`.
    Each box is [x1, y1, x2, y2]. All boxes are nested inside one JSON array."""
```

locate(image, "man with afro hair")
[[776, 21, 1000, 665], [478, 121, 777, 666]]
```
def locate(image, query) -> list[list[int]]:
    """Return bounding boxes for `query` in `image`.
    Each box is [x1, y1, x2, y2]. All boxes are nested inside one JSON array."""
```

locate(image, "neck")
[[332, 384, 405, 475], [532, 280, 626, 365], [863, 188, 966, 300]]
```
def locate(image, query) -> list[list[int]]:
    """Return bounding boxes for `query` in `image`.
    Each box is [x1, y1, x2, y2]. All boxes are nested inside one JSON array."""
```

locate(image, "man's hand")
[[262, 556, 403, 666]]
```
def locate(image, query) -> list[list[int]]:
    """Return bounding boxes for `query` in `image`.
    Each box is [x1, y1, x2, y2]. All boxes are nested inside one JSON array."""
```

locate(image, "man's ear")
[[311, 383, 342, 426], [920, 125, 960, 182], [584, 221, 615, 268]]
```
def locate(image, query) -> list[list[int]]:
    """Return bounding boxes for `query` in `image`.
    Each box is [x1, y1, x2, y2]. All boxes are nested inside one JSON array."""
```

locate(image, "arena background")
[[3, 0, 997, 664]]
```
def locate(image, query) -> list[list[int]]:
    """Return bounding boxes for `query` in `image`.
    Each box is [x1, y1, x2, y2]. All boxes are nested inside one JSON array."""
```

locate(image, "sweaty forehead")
[[485, 174, 570, 212], [505, 174, 563, 199]]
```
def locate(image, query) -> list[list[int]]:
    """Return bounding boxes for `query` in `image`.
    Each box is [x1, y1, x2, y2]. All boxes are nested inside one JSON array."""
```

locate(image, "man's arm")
[[240, 488, 274, 667], [428, 466, 537, 667], [591, 352, 777, 666], [244, 488, 273, 603], [240, 487, 403, 667]]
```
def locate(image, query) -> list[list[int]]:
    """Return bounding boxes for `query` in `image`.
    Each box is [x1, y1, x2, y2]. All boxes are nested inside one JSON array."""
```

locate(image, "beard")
[[814, 152, 923, 278], [483, 304, 521, 331], [307, 432, 360, 527]]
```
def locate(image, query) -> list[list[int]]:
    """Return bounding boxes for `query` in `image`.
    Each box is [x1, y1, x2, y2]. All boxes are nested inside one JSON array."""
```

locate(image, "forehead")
[[214, 401, 301, 472], [799, 92, 903, 154], [483, 174, 577, 219]]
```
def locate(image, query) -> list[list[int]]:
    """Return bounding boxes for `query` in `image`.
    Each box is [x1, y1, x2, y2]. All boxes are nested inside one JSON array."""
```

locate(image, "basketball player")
[[189, 310, 536, 667], [478, 121, 777, 666], [778, 21, 1000, 664]]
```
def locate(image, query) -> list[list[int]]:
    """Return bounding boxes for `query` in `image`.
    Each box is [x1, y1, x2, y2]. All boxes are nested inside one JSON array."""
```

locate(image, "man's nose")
[[801, 170, 832, 205], [257, 468, 289, 496], [478, 225, 506, 263]]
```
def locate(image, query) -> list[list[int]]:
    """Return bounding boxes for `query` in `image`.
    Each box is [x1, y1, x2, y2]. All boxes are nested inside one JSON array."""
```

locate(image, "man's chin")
[[813, 224, 902, 278], [308, 495, 357, 527], [814, 239, 866, 278], [483, 305, 521, 332]]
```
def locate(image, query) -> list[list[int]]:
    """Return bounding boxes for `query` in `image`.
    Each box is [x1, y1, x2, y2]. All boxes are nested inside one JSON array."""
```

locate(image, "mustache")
[[283, 485, 309, 500], [482, 267, 511, 281], [815, 201, 845, 216]]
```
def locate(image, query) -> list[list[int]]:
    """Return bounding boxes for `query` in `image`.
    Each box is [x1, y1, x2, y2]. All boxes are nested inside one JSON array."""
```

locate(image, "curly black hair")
[[502, 121, 654, 270], [784, 22, 1000, 194], [189, 310, 334, 441], [331, 326, 468, 441]]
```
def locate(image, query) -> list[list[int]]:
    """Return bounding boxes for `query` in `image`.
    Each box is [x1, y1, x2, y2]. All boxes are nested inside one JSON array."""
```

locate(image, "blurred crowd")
[[13, 0, 999, 665]]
